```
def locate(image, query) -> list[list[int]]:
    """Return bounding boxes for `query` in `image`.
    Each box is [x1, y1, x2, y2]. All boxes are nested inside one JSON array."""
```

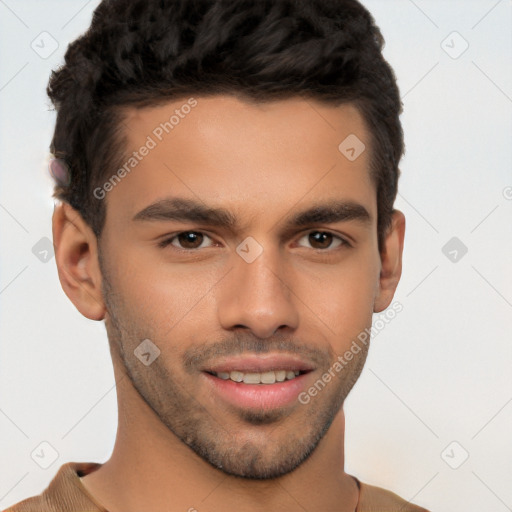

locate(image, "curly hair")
[[47, 0, 403, 251]]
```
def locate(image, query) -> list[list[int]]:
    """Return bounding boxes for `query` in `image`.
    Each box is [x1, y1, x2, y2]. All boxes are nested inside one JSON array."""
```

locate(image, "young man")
[[6, 0, 430, 510]]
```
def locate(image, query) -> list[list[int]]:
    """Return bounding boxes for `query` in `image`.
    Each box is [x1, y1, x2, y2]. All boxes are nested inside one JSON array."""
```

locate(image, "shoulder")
[[356, 478, 431, 512], [3, 462, 105, 512]]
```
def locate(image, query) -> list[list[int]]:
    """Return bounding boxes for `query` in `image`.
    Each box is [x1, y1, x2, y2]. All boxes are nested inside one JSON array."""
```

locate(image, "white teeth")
[[212, 369, 303, 384], [275, 370, 286, 382], [260, 371, 276, 384], [243, 373, 261, 384], [230, 371, 243, 382]]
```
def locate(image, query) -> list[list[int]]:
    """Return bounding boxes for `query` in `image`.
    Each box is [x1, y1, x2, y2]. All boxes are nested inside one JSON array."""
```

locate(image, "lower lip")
[[202, 372, 311, 410]]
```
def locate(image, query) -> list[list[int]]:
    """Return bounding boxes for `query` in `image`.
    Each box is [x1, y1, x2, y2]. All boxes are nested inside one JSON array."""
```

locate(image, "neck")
[[81, 356, 359, 512]]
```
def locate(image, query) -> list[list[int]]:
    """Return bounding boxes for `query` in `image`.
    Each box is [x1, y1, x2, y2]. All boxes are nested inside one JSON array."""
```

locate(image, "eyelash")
[[157, 230, 352, 252]]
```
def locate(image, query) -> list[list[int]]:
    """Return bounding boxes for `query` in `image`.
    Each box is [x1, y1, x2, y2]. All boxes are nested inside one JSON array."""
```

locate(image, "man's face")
[[98, 95, 382, 479]]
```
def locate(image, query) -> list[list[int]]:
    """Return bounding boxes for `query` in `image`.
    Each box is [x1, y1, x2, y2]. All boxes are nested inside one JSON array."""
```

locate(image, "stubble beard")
[[98, 257, 369, 480]]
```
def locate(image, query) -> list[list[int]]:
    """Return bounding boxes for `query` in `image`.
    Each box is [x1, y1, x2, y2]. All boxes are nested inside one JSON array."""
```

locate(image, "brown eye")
[[158, 231, 214, 250], [297, 231, 348, 250], [176, 231, 204, 249]]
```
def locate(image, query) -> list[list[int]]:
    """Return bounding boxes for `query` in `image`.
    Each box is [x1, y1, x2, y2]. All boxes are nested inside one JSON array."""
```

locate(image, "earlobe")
[[52, 202, 106, 321], [373, 210, 406, 313]]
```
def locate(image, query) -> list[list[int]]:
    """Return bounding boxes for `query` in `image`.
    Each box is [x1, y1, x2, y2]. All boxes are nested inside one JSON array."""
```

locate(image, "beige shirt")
[[4, 462, 430, 512]]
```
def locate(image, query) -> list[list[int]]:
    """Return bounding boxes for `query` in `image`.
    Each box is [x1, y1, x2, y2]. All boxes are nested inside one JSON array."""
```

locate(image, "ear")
[[52, 201, 106, 321], [373, 210, 406, 313]]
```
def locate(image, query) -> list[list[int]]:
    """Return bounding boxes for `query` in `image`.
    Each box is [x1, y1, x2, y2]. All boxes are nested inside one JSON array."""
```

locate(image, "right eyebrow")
[[132, 197, 239, 228]]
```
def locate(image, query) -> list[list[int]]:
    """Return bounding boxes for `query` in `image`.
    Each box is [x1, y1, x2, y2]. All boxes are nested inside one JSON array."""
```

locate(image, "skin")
[[52, 95, 405, 512]]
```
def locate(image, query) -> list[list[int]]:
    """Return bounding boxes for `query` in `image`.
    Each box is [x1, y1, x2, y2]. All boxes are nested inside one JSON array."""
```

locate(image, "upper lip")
[[202, 354, 315, 374]]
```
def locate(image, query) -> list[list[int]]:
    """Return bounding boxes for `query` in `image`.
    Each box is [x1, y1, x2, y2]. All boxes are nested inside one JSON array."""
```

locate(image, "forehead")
[[108, 95, 376, 228]]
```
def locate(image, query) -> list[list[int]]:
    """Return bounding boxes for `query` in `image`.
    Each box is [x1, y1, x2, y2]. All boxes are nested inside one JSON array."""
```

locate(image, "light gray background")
[[1, 1, 511, 511]]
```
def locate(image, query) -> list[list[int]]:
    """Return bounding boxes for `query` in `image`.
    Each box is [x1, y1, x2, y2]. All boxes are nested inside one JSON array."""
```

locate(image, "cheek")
[[294, 251, 379, 342], [111, 248, 222, 333]]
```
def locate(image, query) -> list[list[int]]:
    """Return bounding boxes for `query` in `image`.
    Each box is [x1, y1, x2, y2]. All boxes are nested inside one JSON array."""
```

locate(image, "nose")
[[216, 244, 300, 339]]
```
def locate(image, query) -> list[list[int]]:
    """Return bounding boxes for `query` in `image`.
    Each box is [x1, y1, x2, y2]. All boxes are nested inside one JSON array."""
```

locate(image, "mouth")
[[201, 355, 315, 410], [205, 369, 309, 384]]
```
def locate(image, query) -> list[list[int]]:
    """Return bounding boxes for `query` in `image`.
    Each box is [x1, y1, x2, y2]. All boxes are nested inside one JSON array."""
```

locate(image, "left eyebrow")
[[284, 200, 372, 228], [132, 196, 372, 233]]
